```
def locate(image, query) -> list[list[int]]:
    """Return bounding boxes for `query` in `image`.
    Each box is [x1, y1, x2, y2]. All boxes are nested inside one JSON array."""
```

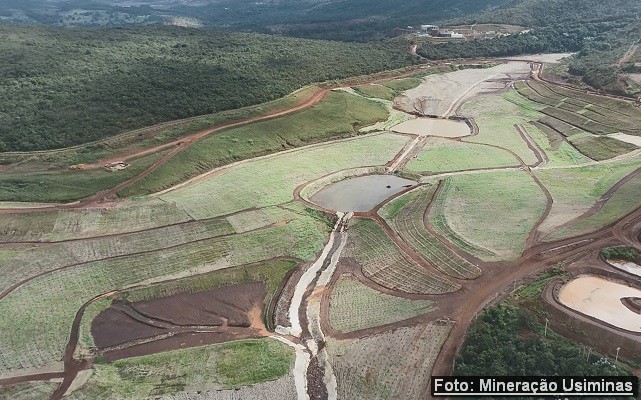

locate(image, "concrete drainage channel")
[[275, 212, 351, 400]]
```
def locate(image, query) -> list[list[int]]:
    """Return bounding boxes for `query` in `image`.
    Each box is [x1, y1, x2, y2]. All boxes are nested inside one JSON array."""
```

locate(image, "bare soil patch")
[[394, 62, 531, 117], [621, 297, 641, 314], [92, 282, 267, 350]]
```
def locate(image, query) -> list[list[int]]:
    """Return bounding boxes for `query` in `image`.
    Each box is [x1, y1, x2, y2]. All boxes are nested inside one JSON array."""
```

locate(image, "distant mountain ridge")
[[0, 0, 513, 40], [451, 0, 641, 26]]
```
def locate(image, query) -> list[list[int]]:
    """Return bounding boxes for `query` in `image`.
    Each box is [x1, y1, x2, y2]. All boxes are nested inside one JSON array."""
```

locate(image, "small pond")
[[309, 174, 417, 212], [392, 118, 471, 137]]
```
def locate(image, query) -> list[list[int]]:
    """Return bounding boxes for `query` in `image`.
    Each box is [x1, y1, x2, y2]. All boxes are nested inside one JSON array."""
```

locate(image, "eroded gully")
[[275, 212, 351, 400]]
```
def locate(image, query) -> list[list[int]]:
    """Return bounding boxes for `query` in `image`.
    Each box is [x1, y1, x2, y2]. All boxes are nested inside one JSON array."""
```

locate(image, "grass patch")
[[123, 256, 297, 301], [390, 185, 481, 279], [159, 133, 409, 220], [515, 80, 641, 136], [406, 138, 518, 174], [429, 171, 547, 261], [0, 200, 192, 242], [79, 298, 112, 349], [0, 151, 166, 202], [0, 382, 59, 400], [535, 159, 641, 238], [379, 77, 423, 92], [377, 188, 417, 221], [215, 340, 293, 388], [568, 135, 638, 161], [328, 274, 434, 333], [461, 95, 538, 165], [344, 218, 459, 295], [122, 91, 390, 197], [551, 170, 641, 240], [512, 265, 568, 301], [328, 322, 452, 399], [352, 84, 396, 100], [68, 338, 293, 399]]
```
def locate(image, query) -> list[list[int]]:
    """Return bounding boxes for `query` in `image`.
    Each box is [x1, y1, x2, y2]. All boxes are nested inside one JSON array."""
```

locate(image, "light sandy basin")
[[607, 260, 641, 277], [558, 276, 641, 332], [391, 118, 470, 137], [503, 53, 574, 63]]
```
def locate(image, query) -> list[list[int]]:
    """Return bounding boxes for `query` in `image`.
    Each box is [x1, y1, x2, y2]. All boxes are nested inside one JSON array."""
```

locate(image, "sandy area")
[[609, 133, 641, 147], [537, 203, 586, 237], [559, 275, 641, 332], [503, 53, 574, 63], [608, 260, 641, 277], [395, 62, 532, 117], [625, 74, 641, 84], [391, 118, 471, 137]]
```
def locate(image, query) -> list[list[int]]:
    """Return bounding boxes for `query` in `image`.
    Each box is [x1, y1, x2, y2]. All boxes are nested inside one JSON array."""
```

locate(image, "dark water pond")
[[309, 174, 417, 212]]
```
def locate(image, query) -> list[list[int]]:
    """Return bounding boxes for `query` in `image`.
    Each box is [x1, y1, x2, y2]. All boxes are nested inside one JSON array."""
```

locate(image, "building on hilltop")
[[420, 25, 439, 35]]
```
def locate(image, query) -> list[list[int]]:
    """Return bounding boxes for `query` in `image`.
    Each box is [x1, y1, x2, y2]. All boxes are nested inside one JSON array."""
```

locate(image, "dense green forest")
[[455, 303, 634, 400], [0, 25, 412, 151], [454, 0, 641, 27], [456, 303, 630, 376]]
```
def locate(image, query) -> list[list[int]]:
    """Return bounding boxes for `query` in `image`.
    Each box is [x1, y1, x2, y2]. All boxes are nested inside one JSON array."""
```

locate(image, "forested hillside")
[[447, 0, 641, 95], [455, 0, 641, 27], [0, 0, 512, 41], [0, 25, 411, 151]]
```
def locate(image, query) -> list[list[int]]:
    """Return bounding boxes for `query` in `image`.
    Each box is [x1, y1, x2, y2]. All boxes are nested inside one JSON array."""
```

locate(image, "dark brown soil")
[[621, 297, 641, 314], [92, 306, 167, 347], [306, 356, 328, 400], [131, 282, 265, 327], [92, 282, 267, 349]]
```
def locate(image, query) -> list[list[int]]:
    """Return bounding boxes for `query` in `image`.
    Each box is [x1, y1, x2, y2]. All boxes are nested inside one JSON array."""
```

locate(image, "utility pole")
[[616, 347, 621, 363], [544, 318, 549, 337]]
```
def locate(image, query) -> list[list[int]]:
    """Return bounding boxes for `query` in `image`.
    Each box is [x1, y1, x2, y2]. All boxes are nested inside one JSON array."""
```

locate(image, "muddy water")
[[309, 175, 417, 212], [391, 118, 470, 137], [558, 276, 641, 332]]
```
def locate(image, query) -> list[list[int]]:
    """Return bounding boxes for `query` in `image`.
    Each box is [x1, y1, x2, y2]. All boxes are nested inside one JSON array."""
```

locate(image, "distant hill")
[[450, 0, 641, 26], [0, 0, 513, 41]]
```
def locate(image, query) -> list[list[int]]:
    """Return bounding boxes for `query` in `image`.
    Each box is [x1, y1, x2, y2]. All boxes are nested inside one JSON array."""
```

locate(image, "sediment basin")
[[558, 275, 641, 332], [309, 174, 417, 212]]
